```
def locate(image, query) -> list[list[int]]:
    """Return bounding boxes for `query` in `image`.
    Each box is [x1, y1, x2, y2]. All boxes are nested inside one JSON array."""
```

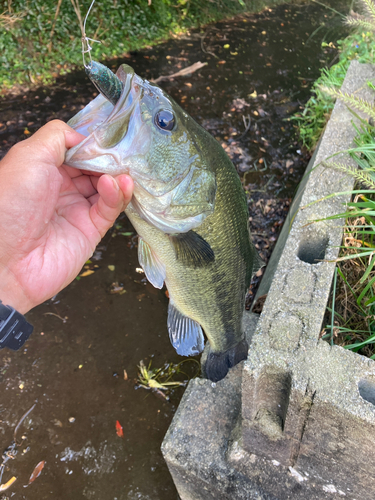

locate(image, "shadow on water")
[[0, 2, 349, 498]]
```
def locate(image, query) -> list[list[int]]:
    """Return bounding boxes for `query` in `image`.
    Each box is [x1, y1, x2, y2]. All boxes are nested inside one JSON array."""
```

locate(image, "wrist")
[[0, 265, 33, 314]]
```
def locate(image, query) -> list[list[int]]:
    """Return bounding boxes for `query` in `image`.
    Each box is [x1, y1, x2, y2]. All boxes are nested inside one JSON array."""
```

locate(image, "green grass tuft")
[[293, 30, 375, 150]]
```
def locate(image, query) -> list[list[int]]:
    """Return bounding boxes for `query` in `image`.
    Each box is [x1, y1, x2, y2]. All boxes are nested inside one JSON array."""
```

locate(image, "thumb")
[[3, 119, 85, 173]]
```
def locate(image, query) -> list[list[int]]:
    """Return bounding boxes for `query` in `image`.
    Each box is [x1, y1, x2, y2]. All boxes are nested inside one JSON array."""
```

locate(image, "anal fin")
[[168, 302, 205, 356], [169, 231, 214, 268], [138, 237, 166, 289]]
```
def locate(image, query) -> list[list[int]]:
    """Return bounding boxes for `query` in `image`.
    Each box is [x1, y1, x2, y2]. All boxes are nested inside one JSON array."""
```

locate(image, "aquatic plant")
[[136, 359, 199, 398]]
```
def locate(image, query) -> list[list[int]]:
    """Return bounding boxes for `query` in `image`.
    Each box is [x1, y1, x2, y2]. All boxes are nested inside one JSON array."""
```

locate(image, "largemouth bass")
[[65, 62, 261, 382]]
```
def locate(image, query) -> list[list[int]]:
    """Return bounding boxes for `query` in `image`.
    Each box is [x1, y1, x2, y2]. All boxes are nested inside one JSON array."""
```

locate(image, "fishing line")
[[70, 0, 101, 69], [81, 0, 101, 69]]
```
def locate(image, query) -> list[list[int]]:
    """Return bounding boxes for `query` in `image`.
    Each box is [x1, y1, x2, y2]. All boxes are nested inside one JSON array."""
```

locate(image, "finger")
[[90, 176, 100, 190], [71, 174, 98, 198], [11, 120, 85, 170], [82, 170, 102, 177], [88, 193, 99, 206], [89, 174, 128, 237], [62, 164, 85, 179], [29, 119, 84, 151], [62, 165, 103, 187], [116, 174, 134, 207], [88, 173, 133, 197]]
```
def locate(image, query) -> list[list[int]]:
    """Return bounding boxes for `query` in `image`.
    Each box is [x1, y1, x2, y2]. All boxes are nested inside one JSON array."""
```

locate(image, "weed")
[[295, 1, 375, 357], [321, 198, 375, 358], [310, 0, 375, 354], [136, 358, 200, 399], [293, 0, 375, 151], [321, 118, 375, 356], [323, 120, 375, 189]]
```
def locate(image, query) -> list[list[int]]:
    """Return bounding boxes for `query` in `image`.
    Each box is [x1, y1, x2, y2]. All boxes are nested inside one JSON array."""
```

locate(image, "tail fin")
[[201, 339, 248, 382]]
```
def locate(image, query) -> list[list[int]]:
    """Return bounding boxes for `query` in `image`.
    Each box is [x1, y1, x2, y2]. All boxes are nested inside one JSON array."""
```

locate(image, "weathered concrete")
[[162, 61, 375, 499], [241, 61, 375, 499], [162, 313, 269, 500]]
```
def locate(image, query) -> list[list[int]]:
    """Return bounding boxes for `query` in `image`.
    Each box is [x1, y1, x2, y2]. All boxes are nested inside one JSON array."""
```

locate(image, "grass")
[[0, 0, 284, 90], [321, 201, 375, 358], [321, 120, 375, 358], [294, 0, 375, 358], [293, 30, 375, 150]]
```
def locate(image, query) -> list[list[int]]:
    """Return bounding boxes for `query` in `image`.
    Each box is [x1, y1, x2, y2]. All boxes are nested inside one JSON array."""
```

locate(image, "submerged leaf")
[[116, 420, 124, 438], [28, 461, 45, 485], [80, 270, 95, 277], [0, 476, 16, 491]]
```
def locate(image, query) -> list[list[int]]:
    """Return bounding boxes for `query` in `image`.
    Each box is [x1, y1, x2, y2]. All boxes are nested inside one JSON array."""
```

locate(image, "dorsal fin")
[[138, 237, 166, 289], [167, 302, 205, 356], [169, 231, 214, 268]]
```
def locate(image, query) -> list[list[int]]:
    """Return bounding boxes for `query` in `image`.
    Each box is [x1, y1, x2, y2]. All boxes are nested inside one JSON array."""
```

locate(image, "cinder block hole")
[[297, 235, 329, 264], [358, 379, 375, 406], [255, 368, 292, 431]]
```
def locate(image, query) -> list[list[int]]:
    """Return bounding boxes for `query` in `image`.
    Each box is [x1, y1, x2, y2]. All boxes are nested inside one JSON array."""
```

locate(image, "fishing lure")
[[86, 60, 123, 106]]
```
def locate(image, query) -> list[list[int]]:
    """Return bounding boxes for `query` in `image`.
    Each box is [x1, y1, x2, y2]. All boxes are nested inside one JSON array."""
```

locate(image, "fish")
[[65, 61, 261, 382]]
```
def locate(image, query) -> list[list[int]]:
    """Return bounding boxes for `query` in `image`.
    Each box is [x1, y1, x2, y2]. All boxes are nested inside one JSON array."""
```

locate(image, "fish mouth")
[[65, 64, 148, 176], [118, 63, 135, 80]]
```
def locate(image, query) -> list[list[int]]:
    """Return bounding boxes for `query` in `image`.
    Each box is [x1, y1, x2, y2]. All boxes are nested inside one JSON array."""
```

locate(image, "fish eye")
[[154, 109, 175, 131]]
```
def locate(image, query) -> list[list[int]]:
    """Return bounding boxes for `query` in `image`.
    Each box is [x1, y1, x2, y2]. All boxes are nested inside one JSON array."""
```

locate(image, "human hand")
[[0, 119, 134, 314]]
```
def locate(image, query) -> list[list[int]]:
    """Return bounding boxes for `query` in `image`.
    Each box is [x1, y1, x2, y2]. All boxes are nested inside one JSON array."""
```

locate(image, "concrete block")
[[162, 313, 265, 500], [241, 61, 375, 499], [162, 61, 375, 499]]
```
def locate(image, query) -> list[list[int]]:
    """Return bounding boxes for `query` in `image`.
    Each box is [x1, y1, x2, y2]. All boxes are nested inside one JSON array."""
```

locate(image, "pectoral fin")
[[138, 237, 166, 289], [169, 231, 215, 267], [168, 302, 205, 356]]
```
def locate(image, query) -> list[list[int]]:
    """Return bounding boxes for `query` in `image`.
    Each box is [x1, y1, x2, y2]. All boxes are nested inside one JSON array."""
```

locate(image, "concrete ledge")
[[161, 313, 270, 500], [162, 61, 375, 499]]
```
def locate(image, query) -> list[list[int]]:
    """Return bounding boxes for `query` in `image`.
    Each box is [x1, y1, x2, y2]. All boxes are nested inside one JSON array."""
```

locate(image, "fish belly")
[[125, 203, 248, 355]]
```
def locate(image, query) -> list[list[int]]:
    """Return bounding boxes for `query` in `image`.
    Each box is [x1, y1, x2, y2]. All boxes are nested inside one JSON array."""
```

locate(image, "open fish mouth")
[[65, 64, 151, 176], [65, 61, 217, 235]]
